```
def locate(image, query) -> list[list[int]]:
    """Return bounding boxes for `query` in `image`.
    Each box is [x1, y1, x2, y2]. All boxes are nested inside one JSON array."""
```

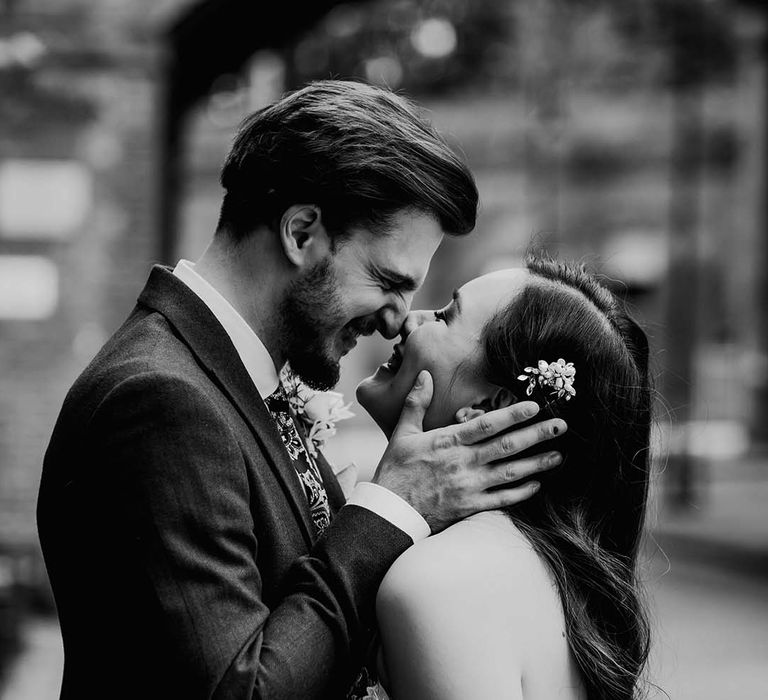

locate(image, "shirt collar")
[[172, 259, 280, 398]]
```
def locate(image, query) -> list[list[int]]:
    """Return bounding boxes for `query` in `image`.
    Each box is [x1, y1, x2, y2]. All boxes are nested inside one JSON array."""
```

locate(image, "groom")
[[38, 81, 563, 699]]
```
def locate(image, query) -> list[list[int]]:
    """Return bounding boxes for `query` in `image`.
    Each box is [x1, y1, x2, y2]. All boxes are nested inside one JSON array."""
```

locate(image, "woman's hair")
[[216, 80, 478, 243], [482, 254, 652, 700]]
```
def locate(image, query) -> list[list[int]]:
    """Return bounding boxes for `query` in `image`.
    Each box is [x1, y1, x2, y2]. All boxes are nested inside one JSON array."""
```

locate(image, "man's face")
[[280, 209, 444, 390]]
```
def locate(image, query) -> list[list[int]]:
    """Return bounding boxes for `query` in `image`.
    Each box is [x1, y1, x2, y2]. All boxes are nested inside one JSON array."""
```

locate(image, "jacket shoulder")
[[71, 308, 209, 404]]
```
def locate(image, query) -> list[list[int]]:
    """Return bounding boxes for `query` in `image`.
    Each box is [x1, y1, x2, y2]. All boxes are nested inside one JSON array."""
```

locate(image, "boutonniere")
[[281, 366, 355, 457]]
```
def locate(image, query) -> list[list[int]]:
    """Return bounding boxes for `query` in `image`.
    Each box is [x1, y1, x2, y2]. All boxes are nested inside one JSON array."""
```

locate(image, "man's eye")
[[434, 310, 447, 323]]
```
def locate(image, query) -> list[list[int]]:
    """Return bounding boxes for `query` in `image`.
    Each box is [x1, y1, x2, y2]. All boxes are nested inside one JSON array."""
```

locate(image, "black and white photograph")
[[0, 1, 766, 698]]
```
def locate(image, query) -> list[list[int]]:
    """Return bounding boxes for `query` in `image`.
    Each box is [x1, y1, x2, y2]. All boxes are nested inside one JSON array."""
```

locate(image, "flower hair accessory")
[[517, 358, 576, 402], [280, 366, 355, 457]]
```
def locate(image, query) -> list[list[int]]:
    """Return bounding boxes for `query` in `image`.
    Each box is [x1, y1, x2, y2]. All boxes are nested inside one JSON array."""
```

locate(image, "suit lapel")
[[314, 451, 346, 514], [137, 266, 317, 546]]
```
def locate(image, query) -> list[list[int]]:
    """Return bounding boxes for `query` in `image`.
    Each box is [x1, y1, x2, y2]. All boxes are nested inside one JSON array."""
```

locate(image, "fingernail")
[[523, 402, 539, 418], [415, 370, 427, 388], [530, 481, 541, 492], [552, 420, 566, 436], [547, 452, 562, 466]]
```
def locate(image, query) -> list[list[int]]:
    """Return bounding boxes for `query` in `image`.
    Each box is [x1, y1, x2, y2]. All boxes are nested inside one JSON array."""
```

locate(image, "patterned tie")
[[264, 383, 331, 537]]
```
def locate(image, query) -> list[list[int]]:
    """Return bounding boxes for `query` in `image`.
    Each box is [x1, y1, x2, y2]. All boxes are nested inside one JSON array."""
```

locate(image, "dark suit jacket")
[[37, 266, 411, 699]]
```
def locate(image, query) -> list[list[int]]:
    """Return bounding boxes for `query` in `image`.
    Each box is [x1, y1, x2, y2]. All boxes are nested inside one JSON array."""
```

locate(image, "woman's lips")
[[379, 343, 404, 374]]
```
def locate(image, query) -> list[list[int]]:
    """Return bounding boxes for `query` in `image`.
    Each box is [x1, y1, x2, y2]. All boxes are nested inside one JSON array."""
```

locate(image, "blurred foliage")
[[290, 0, 513, 94], [614, 0, 739, 86], [284, 0, 741, 96], [0, 4, 102, 143]]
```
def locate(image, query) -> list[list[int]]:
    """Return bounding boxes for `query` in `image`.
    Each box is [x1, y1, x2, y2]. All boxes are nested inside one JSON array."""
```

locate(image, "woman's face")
[[357, 268, 529, 435]]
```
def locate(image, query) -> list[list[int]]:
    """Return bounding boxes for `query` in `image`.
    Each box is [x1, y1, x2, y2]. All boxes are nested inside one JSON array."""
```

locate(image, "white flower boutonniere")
[[281, 367, 355, 457]]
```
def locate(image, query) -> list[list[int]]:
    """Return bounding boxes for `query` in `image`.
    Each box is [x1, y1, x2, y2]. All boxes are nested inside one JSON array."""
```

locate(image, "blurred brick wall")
[[0, 2, 192, 596]]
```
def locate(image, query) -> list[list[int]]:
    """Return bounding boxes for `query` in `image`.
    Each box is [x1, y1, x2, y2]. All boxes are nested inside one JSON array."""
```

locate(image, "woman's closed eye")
[[433, 290, 461, 325]]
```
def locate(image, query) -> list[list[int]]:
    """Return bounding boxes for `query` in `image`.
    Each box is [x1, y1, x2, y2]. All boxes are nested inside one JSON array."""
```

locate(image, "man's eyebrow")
[[371, 264, 420, 293]]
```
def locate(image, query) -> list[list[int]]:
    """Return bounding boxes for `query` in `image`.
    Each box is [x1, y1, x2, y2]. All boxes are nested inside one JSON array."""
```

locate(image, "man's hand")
[[372, 371, 566, 533]]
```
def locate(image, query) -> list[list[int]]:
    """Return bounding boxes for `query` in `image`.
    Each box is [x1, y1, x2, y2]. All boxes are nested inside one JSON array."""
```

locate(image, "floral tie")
[[264, 383, 331, 537]]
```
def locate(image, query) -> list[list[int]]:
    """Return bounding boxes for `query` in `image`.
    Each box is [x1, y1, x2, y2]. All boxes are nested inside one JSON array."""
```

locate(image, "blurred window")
[[0, 159, 92, 241], [0, 255, 59, 320]]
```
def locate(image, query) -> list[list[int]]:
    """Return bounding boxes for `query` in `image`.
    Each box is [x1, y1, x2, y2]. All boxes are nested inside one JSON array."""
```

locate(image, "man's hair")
[[482, 254, 653, 700], [216, 80, 478, 241]]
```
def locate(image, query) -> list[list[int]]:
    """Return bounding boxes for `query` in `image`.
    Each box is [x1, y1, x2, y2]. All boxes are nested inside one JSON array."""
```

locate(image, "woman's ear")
[[454, 386, 516, 423], [488, 386, 516, 410], [454, 406, 486, 424], [279, 204, 330, 267]]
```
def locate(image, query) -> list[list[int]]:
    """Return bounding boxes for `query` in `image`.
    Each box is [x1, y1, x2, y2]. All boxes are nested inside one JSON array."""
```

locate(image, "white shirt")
[[173, 260, 430, 543]]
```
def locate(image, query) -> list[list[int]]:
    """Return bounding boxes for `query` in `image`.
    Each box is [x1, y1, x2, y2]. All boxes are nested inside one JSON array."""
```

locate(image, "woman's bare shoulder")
[[376, 511, 581, 699], [377, 510, 555, 620]]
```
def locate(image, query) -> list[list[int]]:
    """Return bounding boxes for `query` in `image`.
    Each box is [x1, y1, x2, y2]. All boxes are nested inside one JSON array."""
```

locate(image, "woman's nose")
[[400, 309, 434, 339]]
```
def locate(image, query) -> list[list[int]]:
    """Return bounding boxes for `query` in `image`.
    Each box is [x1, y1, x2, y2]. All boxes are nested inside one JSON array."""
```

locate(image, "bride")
[[355, 255, 652, 699]]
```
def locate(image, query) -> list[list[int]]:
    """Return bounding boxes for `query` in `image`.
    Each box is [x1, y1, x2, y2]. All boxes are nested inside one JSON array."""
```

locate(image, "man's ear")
[[454, 386, 516, 423], [279, 204, 330, 267]]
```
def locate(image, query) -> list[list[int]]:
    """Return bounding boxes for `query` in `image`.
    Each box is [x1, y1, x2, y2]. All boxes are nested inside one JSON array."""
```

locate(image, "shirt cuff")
[[344, 481, 431, 543]]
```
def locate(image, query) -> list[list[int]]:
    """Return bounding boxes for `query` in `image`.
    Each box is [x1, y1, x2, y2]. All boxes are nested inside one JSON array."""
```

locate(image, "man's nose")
[[377, 305, 406, 339], [377, 294, 417, 339]]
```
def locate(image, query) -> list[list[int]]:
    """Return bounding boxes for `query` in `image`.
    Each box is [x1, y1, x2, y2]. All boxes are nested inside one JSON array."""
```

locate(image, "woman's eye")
[[433, 309, 447, 323]]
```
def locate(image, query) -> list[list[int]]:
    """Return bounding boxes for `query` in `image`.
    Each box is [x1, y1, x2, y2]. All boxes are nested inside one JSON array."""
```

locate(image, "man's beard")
[[278, 258, 355, 391]]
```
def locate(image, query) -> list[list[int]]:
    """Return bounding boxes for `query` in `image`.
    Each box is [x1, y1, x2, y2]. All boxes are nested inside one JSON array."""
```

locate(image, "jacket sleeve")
[[91, 371, 411, 699]]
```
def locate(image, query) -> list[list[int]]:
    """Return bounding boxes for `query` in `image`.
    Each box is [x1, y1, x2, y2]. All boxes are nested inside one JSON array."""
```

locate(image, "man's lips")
[[348, 317, 378, 338], [340, 318, 377, 355], [340, 330, 358, 355]]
